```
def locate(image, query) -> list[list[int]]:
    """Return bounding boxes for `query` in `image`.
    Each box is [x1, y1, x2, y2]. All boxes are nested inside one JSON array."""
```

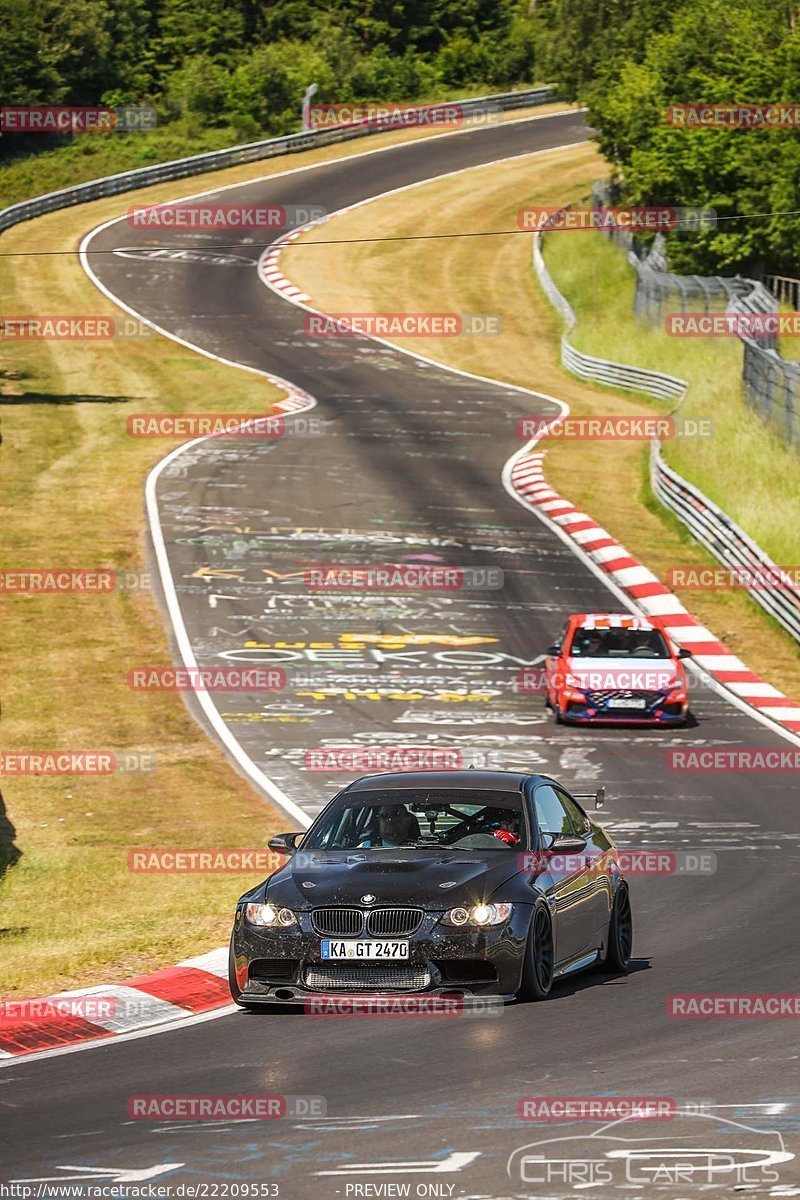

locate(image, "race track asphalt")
[[3, 110, 799, 1198]]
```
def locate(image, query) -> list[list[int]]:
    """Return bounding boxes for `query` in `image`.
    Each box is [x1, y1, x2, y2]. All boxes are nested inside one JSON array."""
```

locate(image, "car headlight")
[[564, 673, 586, 690], [245, 903, 297, 928], [443, 903, 513, 927]]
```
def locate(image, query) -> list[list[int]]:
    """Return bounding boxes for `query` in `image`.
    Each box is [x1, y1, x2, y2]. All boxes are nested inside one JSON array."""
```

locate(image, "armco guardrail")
[[533, 222, 800, 645], [532, 232, 687, 401], [0, 88, 555, 236], [651, 443, 800, 641]]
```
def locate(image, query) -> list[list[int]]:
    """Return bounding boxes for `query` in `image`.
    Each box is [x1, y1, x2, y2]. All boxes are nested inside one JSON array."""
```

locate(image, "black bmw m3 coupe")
[[229, 770, 632, 1007]]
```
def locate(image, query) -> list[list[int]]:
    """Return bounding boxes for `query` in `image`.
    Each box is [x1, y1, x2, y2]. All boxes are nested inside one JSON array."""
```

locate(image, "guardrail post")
[[301, 84, 319, 132]]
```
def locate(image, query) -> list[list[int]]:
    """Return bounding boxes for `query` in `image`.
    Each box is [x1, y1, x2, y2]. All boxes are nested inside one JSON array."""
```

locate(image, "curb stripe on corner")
[[509, 451, 800, 732]]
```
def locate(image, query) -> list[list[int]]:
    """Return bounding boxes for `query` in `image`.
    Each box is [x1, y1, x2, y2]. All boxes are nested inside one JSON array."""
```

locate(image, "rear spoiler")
[[573, 785, 605, 811]]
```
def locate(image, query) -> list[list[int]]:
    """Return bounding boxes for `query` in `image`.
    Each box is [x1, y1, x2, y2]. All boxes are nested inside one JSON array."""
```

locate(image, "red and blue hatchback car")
[[544, 613, 692, 726]]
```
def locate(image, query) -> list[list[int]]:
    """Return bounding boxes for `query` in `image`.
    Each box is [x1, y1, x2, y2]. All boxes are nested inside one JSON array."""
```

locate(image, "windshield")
[[569, 626, 670, 659], [302, 788, 528, 851]]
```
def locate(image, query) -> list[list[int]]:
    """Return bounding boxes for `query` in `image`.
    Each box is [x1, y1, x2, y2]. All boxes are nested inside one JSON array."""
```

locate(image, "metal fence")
[[651, 443, 800, 642], [533, 221, 800, 645], [632, 238, 756, 322], [0, 88, 555, 236], [590, 183, 800, 448], [764, 273, 800, 310]]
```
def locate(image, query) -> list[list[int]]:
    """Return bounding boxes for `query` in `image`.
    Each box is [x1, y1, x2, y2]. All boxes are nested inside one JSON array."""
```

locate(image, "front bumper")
[[561, 709, 687, 726], [557, 691, 687, 725], [231, 906, 530, 1004]]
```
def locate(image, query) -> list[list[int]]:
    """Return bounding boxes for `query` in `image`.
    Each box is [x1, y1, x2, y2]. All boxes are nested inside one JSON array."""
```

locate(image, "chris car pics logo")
[[507, 1112, 793, 1188]]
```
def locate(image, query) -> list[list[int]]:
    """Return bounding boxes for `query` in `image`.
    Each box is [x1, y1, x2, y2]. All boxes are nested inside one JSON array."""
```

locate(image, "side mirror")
[[677, 647, 693, 659], [572, 785, 605, 810], [546, 642, 562, 656], [268, 832, 304, 856], [549, 833, 587, 854]]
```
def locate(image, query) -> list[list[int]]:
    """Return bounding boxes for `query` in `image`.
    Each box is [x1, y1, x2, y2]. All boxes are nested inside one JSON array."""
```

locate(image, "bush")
[[166, 56, 229, 123]]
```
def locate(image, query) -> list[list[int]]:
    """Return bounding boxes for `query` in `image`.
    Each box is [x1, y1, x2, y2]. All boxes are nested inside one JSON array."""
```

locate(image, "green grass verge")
[[544, 227, 800, 567]]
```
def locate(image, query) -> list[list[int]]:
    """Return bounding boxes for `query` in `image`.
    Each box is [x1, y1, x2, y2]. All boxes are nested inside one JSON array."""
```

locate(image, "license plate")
[[607, 697, 647, 709], [321, 940, 410, 960]]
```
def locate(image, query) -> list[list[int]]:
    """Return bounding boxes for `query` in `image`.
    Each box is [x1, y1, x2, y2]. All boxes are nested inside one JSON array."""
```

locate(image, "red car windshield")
[[569, 626, 671, 659]]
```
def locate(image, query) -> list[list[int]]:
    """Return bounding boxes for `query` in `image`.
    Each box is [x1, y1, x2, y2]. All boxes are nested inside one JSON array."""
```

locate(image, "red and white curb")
[[509, 449, 800, 733], [260, 227, 314, 301], [0, 948, 231, 1058]]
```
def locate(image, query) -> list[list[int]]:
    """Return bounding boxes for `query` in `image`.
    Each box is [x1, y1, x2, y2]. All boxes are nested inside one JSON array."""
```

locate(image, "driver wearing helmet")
[[359, 805, 421, 848]]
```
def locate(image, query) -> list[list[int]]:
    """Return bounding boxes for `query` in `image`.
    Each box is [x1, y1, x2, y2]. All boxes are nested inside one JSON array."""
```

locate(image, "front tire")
[[604, 885, 633, 973], [518, 904, 555, 1001]]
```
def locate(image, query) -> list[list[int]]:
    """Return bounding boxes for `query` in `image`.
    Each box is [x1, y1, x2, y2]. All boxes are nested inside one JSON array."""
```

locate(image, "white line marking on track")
[[315, 1150, 481, 1175], [79, 228, 314, 831]]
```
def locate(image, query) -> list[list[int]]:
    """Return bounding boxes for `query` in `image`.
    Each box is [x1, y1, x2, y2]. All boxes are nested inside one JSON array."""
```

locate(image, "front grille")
[[311, 908, 364, 937], [304, 964, 431, 991], [311, 907, 424, 937], [586, 689, 664, 709], [366, 908, 424, 937]]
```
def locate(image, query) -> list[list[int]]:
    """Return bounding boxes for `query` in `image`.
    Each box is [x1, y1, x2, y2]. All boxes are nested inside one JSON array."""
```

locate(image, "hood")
[[263, 850, 521, 910], [565, 655, 681, 691]]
